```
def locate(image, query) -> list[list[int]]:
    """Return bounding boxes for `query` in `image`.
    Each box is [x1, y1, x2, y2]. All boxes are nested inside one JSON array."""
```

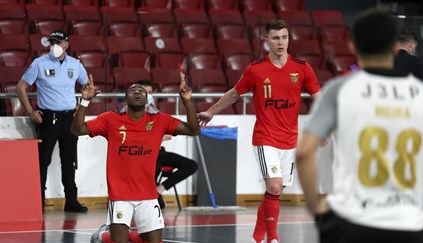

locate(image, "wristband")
[[80, 99, 90, 107]]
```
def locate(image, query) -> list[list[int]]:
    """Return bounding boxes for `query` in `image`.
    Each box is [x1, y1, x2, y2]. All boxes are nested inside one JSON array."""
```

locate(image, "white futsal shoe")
[[90, 224, 109, 243]]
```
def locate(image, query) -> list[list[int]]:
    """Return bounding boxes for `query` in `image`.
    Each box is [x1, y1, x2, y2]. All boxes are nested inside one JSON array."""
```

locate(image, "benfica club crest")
[[67, 70, 74, 79], [290, 73, 299, 83], [146, 121, 153, 131]]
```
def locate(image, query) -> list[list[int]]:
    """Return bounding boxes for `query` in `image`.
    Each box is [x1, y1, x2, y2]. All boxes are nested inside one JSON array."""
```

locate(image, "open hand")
[[82, 74, 101, 100]]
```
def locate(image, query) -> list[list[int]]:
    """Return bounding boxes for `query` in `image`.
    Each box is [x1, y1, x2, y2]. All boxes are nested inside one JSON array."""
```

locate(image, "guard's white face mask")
[[50, 44, 64, 58], [146, 94, 154, 107]]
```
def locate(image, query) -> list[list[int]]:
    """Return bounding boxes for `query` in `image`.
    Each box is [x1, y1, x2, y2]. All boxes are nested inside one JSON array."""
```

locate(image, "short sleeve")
[[85, 112, 110, 138], [234, 64, 254, 94], [161, 113, 182, 135], [303, 62, 321, 95], [77, 62, 89, 86], [21, 61, 40, 86]]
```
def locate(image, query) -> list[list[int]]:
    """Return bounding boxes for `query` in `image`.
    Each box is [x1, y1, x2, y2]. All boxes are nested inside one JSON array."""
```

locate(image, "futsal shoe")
[[90, 224, 109, 243], [250, 238, 264, 243], [64, 200, 88, 213], [269, 239, 280, 243]]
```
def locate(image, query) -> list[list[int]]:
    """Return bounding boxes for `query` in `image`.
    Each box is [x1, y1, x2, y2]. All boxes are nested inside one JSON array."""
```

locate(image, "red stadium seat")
[[0, 0, 24, 4], [0, 34, 31, 67], [154, 51, 188, 69], [289, 25, 318, 40], [289, 39, 322, 56], [208, 9, 244, 25], [197, 101, 235, 114], [225, 68, 243, 87], [0, 4, 28, 34], [106, 36, 148, 69], [315, 69, 334, 87], [216, 39, 253, 56], [27, 0, 62, 5], [174, 8, 209, 24], [151, 68, 183, 87], [26, 4, 65, 34], [101, 7, 140, 37], [29, 34, 49, 58], [113, 67, 151, 89], [66, 0, 100, 6], [241, 0, 273, 11], [174, 0, 205, 10], [319, 25, 350, 41], [64, 5, 103, 36], [190, 69, 227, 89], [137, 8, 174, 24], [139, 0, 171, 9], [243, 10, 277, 26], [278, 10, 312, 26], [207, 0, 238, 10], [0, 66, 26, 85], [69, 35, 106, 68], [251, 38, 269, 58], [295, 55, 327, 71], [3, 83, 33, 116], [102, 0, 136, 8], [188, 52, 221, 70], [85, 67, 113, 85], [311, 10, 345, 26], [215, 23, 248, 39], [321, 40, 354, 58], [234, 99, 255, 114], [197, 84, 229, 102], [274, 0, 304, 12], [224, 52, 254, 70], [144, 23, 178, 38], [144, 37, 182, 54], [180, 23, 213, 39], [181, 38, 217, 54]]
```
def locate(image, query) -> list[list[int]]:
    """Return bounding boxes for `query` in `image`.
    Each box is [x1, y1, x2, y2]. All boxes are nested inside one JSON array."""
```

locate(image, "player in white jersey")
[[295, 9, 423, 243]]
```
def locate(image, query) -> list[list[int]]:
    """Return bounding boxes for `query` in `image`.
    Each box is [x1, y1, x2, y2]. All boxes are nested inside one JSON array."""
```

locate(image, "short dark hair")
[[352, 9, 397, 57], [398, 29, 418, 44], [265, 19, 288, 35]]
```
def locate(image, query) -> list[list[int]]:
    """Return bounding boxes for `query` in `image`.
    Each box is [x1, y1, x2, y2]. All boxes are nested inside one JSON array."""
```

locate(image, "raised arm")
[[197, 88, 240, 127], [71, 75, 98, 136], [173, 76, 200, 136]]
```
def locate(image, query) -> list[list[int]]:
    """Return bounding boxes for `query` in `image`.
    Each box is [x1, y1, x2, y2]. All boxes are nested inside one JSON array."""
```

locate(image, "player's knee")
[[266, 183, 283, 195]]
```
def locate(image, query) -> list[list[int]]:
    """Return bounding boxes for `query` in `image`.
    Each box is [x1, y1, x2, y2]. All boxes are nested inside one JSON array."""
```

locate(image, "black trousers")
[[38, 109, 78, 203], [316, 210, 423, 243], [156, 147, 198, 191]]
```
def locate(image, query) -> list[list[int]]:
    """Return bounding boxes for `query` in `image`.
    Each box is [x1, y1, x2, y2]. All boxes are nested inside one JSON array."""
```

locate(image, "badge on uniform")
[[45, 69, 55, 76], [68, 70, 74, 78]]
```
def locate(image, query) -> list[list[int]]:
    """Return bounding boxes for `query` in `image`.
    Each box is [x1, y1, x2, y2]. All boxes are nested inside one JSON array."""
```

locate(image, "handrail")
[[0, 92, 311, 115]]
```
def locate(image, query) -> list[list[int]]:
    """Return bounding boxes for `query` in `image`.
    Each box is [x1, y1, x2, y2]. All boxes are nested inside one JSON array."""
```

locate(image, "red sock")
[[263, 191, 280, 242], [252, 201, 266, 242], [128, 230, 142, 243], [101, 232, 115, 243]]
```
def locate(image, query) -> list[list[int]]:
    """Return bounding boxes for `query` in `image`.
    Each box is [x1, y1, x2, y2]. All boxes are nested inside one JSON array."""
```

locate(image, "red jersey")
[[235, 54, 320, 149], [86, 111, 181, 200]]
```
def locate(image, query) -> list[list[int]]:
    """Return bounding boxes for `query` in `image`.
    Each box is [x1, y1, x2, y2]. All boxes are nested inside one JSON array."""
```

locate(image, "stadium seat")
[[289, 39, 322, 57], [144, 23, 178, 38], [234, 99, 255, 114], [240, 0, 273, 11], [215, 23, 248, 39], [151, 68, 183, 87], [0, 34, 31, 67], [0, 66, 26, 85], [174, 8, 209, 25], [225, 68, 243, 87], [311, 10, 345, 26], [26, 4, 65, 34], [102, 0, 136, 8], [101, 7, 140, 37], [0, 4, 28, 34], [224, 52, 254, 70], [0, 0, 25, 4], [181, 38, 217, 54], [295, 55, 327, 71], [208, 9, 244, 25], [157, 100, 187, 115], [289, 25, 318, 40], [144, 37, 182, 54], [118, 51, 151, 69], [66, 0, 100, 6], [251, 38, 269, 58], [180, 23, 213, 39], [243, 10, 277, 26], [315, 69, 334, 87], [106, 36, 148, 69], [85, 67, 113, 85], [188, 52, 222, 70], [329, 55, 357, 75], [64, 5, 103, 36], [321, 40, 354, 58], [27, 0, 62, 5], [278, 10, 312, 26], [107, 36, 145, 53], [207, 0, 239, 10], [190, 69, 227, 90], [154, 51, 188, 69], [85, 98, 110, 116], [319, 25, 350, 41], [159, 83, 180, 102], [139, 0, 171, 9], [274, 0, 304, 12], [216, 39, 253, 56], [137, 8, 174, 24], [3, 83, 33, 116], [29, 34, 49, 58], [113, 67, 151, 89], [173, 0, 205, 10], [69, 35, 106, 68], [197, 84, 229, 103]]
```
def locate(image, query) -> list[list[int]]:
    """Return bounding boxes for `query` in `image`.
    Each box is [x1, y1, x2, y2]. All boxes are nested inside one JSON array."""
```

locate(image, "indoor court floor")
[[0, 206, 318, 243]]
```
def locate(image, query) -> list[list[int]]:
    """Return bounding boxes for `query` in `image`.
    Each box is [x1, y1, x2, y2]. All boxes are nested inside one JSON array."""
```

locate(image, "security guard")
[[16, 30, 89, 213]]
